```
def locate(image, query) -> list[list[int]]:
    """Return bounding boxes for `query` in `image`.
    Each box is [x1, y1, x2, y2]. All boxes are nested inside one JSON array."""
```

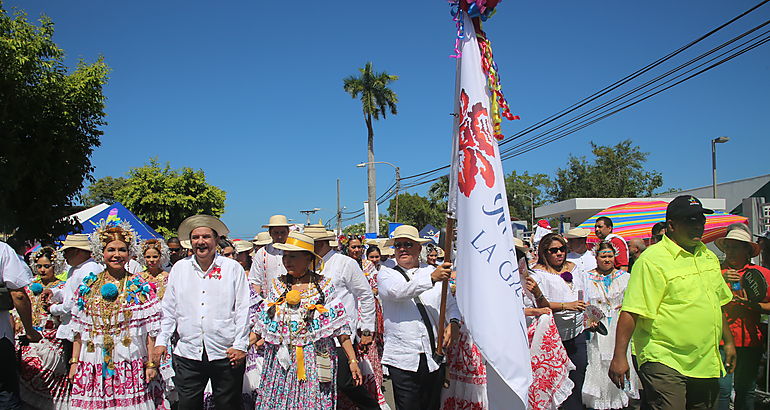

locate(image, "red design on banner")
[[458, 88, 496, 197]]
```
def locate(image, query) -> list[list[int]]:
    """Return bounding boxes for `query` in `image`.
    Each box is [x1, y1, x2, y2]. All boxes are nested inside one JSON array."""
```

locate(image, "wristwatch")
[[449, 318, 461, 325], [361, 330, 372, 337]]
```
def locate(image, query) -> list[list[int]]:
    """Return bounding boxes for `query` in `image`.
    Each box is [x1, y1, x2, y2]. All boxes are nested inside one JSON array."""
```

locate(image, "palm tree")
[[343, 62, 398, 235]]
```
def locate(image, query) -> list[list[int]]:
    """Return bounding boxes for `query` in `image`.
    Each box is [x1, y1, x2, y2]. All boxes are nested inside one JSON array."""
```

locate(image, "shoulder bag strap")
[[393, 265, 438, 355]]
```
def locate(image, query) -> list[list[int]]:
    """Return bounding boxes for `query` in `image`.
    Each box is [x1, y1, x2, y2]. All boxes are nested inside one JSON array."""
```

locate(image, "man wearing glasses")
[[377, 225, 460, 410], [166, 237, 185, 269], [609, 196, 736, 409]]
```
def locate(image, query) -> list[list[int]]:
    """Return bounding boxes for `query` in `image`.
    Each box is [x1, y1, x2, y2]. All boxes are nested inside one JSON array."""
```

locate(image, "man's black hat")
[[666, 195, 714, 221]]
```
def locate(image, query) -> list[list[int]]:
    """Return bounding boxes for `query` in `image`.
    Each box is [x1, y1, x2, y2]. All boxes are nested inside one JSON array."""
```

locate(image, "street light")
[[711, 136, 730, 198], [356, 161, 401, 224], [299, 208, 321, 226]]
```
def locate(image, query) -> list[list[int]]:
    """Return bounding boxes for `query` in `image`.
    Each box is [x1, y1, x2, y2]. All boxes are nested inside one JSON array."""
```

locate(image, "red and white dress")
[[70, 272, 161, 410], [17, 279, 72, 409]]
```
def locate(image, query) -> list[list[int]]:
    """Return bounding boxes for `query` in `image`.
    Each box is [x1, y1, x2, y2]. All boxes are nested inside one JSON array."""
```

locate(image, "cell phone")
[[577, 290, 584, 301]]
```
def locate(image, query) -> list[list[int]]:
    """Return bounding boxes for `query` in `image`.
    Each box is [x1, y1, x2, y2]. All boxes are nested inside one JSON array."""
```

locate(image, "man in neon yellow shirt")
[[609, 196, 736, 409]]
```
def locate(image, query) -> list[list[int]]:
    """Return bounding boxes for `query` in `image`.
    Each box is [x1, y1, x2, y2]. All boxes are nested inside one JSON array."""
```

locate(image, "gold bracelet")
[[349, 359, 359, 364], [145, 361, 158, 369], [69, 358, 79, 365]]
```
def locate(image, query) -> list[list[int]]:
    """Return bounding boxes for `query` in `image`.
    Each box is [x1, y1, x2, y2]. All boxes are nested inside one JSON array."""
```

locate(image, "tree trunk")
[[365, 114, 377, 235]]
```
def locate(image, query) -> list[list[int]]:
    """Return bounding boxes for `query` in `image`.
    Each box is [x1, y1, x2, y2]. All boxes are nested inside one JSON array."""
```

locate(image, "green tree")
[[549, 139, 663, 201], [115, 158, 226, 237], [428, 175, 449, 209], [343, 62, 398, 233], [342, 223, 366, 237], [504, 171, 551, 221], [0, 5, 108, 241], [82, 176, 127, 207], [387, 193, 444, 231]]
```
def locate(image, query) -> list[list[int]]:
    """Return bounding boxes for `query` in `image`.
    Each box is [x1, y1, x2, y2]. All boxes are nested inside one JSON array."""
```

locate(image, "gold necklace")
[[30, 279, 61, 327]]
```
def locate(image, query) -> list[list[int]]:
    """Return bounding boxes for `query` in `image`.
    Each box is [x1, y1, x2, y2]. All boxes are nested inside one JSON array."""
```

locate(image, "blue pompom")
[[101, 283, 119, 301], [30, 283, 44, 296]]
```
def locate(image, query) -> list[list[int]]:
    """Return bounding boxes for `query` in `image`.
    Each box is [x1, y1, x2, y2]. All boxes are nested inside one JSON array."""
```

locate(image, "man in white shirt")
[[154, 215, 250, 410], [48, 234, 104, 341], [305, 226, 379, 409], [1, 241, 42, 409], [377, 225, 461, 410], [565, 227, 597, 273], [248, 214, 291, 296]]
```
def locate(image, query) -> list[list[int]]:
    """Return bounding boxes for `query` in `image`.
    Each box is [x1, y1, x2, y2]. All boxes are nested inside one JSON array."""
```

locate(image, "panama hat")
[[180, 240, 192, 249], [381, 247, 395, 256], [251, 231, 272, 246], [564, 228, 591, 239], [178, 215, 230, 243], [385, 225, 431, 246], [304, 224, 336, 242], [716, 229, 761, 258], [234, 239, 254, 254], [60, 234, 92, 252], [262, 214, 292, 228], [273, 232, 325, 270], [513, 237, 529, 252]]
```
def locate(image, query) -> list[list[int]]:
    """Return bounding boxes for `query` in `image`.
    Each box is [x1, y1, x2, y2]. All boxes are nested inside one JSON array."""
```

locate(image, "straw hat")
[[513, 237, 529, 252], [273, 232, 324, 270], [304, 225, 336, 242], [251, 232, 272, 246], [60, 234, 92, 252], [716, 229, 761, 258], [178, 215, 229, 244], [262, 214, 292, 228], [380, 247, 395, 256], [564, 228, 591, 239], [385, 225, 431, 246], [234, 239, 254, 254]]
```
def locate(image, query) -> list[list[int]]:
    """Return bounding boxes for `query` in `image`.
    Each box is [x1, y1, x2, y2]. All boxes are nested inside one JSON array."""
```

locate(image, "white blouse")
[[531, 264, 588, 341]]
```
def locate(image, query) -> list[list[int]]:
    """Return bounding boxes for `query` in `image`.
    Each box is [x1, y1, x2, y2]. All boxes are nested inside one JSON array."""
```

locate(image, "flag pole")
[[435, 217, 455, 356]]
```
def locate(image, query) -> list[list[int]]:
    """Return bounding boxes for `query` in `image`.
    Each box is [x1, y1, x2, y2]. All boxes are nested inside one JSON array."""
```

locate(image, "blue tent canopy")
[[77, 202, 161, 241]]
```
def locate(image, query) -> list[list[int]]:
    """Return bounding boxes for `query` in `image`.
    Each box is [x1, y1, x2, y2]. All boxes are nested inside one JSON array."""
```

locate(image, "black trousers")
[[561, 331, 588, 410], [387, 354, 442, 410], [173, 348, 245, 410], [0, 338, 22, 410], [336, 346, 380, 409]]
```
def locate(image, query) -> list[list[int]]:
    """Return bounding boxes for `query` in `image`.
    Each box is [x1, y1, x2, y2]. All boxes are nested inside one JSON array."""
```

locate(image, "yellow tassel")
[[296, 346, 306, 381]]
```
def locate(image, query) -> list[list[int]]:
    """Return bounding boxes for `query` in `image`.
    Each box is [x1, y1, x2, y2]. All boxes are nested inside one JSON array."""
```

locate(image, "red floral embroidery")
[[458, 88, 497, 197], [207, 266, 222, 280]]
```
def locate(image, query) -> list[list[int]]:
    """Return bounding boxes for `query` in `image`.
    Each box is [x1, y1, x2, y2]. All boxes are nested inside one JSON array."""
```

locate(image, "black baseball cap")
[[666, 195, 714, 221]]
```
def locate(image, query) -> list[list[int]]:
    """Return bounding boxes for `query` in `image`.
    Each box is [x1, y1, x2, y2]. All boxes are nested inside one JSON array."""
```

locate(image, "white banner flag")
[[450, 11, 531, 409]]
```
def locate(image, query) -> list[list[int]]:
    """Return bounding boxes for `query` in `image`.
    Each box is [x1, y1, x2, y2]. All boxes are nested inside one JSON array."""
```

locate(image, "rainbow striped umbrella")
[[577, 200, 748, 243]]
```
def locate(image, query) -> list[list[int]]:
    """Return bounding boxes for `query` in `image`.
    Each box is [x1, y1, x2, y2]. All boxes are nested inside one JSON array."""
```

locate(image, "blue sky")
[[9, 0, 770, 238]]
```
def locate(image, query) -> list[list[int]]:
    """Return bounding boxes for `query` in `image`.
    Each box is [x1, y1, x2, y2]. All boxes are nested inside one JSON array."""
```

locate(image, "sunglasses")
[[547, 246, 567, 254], [35, 264, 52, 269], [394, 241, 415, 249], [169, 248, 184, 253]]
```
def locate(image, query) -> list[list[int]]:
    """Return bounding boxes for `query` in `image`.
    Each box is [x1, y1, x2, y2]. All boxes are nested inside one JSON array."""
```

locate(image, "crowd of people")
[[1, 194, 770, 410]]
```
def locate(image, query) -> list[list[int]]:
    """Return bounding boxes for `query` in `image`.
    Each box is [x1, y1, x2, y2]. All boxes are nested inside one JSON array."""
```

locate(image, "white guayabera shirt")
[[377, 263, 461, 373], [319, 250, 376, 339], [157, 254, 250, 360]]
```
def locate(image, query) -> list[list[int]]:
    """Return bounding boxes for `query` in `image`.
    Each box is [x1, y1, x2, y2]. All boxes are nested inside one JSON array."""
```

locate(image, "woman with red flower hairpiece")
[[530, 232, 589, 410]]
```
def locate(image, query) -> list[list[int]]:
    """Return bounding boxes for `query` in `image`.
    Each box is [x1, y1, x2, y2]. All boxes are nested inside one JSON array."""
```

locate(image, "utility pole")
[[336, 179, 342, 235], [395, 166, 401, 223]]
